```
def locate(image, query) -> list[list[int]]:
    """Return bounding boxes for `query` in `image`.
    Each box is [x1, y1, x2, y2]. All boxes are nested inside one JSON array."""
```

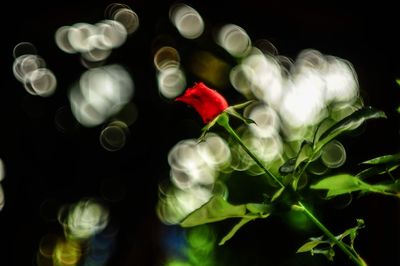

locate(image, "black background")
[[1, 0, 400, 265]]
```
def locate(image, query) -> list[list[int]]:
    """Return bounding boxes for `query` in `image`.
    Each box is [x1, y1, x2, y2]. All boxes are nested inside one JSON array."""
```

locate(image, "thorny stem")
[[217, 113, 367, 266]]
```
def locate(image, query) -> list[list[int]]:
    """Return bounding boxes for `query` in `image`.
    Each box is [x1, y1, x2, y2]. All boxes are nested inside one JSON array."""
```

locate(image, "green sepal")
[[225, 108, 255, 125], [230, 100, 256, 110], [198, 114, 223, 142]]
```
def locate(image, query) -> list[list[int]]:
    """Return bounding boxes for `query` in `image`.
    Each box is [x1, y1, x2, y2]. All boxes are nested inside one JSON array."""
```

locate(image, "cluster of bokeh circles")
[[57, 3, 139, 151], [155, 3, 360, 227], [55, 3, 139, 66], [37, 198, 115, 266], [12, 3, 140, 152], [8, 1, 366, 265], [157, 133, 231, 225], [10, 3, 141, 266], [12, 42, 57, 97]]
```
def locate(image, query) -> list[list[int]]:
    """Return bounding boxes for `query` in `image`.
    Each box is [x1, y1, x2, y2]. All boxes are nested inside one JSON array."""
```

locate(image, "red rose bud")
[[175, 82, 228, 123]]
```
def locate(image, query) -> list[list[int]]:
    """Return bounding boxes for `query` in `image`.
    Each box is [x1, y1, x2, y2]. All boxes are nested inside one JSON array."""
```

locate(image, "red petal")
[[176, 82, 228, 123]]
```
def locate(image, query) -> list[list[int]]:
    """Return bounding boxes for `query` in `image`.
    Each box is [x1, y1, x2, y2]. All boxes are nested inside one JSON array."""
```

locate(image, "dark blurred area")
[[1, 1, 399, 266]]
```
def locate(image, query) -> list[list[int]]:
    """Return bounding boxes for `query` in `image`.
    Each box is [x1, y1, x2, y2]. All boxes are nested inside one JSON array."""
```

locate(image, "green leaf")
[[216, 202, 272, 245], [279, 158, 296, 175], [297, 219, 365, 262], [246, 203, 271, 215], [313, 118, 336, 144], [278, 142, 314, 177], [180, 196, 247, 227], [297, 238, 328, 253], [279, 142, 314, 191], [369, 182, 400, 195], [396, 79, 400, 86], [388, 180, 400, 192], [296, 235, 335, 261], [295, 142, 314, 169], [361, 152, 400, 165], [310, 174, 368, 198], [337, 219, 364, 244], [271, 187, 285, 202], [314, 173, 400, 198], [356, 162, 400, 179], [219, 204, 272, 245], [315, 107, 386, 152], [351, 219, 365, 246], [337, 219, 365, 248], [312, 248, 335, 261], [218, 217, 255, 245]]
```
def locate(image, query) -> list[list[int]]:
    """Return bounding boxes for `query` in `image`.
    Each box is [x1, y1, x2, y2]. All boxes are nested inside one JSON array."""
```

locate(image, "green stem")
[[217, 114, 284, 188], [217, 113, 367, 266], [298, 201, 367, 266], [370, 189, 400, 198]]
